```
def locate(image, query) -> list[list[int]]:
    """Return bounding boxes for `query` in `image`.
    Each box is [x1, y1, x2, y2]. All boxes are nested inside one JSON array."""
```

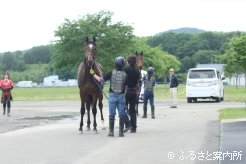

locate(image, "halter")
[[84, 43, 96, 66]]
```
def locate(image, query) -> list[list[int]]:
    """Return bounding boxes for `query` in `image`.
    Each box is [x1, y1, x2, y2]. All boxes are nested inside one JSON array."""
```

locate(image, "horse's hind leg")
[[79, 101, 85, 132], [86, 99, 91, 131]]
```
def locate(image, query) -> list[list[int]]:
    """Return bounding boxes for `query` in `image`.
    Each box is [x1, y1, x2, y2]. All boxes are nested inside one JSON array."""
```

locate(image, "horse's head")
[[84, 36, 97, 67], [136, 51, 143, 70]]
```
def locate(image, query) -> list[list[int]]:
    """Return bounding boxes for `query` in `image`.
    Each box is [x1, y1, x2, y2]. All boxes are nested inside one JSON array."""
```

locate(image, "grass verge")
[[219, 107, 246, 120], [12, 84, 245, 101]]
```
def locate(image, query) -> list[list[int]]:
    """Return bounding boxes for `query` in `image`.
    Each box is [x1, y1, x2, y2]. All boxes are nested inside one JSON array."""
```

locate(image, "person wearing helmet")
[[90, 56, 127, 137], [124, 55, 140, 133], [142, 67, 156, 119]]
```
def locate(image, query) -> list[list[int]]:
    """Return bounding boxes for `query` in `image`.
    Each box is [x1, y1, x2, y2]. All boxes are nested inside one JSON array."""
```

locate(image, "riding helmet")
[[147, 67, 154, 74], [115, 56, 125, 69]]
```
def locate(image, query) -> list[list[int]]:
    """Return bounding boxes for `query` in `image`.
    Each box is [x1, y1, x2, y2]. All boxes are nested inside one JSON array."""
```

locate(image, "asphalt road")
[[0, 100, 245, 164], [220, 120, 246, 164]]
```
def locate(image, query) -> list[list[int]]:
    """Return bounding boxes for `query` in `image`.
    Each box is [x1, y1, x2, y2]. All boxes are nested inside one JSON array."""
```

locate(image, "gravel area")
[[0, 101, 81, 133]]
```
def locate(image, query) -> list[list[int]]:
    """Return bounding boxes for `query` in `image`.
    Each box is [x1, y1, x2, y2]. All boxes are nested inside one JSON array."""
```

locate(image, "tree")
[[51, 11, 134, 74], [54, 66, 78, 80], [192, 50, 219, 64], [2, 52, 15, 71], [24, 45, 51, 64], [12, 60, 26, 71], [230, 35, 246, 87], [180, 56, 195, 72], [147, 31, 237, 73], [220, 34, 246, 87]]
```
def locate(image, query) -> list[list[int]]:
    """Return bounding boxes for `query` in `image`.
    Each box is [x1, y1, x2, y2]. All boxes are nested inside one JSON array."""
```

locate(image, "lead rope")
[[90, 66, 109, 99]]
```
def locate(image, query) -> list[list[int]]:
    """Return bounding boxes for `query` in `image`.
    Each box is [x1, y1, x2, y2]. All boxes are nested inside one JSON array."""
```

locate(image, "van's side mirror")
[[221, 77, 226, 80]]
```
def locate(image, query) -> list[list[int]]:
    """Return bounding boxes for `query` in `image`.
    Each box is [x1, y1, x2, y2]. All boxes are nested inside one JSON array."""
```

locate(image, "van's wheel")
[[215, 97, 221, 102], [187, 98, 192, 103]]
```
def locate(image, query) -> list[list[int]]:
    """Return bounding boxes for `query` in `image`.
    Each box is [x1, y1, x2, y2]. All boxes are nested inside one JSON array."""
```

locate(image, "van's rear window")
[[189, 70, 215, 79]]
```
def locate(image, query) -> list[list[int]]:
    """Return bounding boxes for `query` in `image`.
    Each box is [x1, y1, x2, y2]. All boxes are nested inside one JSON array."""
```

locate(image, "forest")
[[0, 11, 245, 84]]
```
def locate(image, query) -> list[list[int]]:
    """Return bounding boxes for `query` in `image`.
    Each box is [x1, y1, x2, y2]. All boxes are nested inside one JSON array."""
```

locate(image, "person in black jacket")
[[169, 68, 179, 108], [124, 55, 140, 133]]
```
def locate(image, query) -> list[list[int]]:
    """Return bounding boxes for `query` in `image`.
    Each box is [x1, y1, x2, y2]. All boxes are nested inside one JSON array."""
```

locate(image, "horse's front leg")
[[99, 95, 105, 130], [92, 98, 98, 133], [86, 100, 91, 131], [79, 101, 85, 132]]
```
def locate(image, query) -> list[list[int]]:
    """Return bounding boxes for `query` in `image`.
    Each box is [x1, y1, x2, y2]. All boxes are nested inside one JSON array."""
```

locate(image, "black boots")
[[142, 105, 147, 118], [119, 117, 124, 137], [130, 112, 137, 132], [108, 118, 114, 137], [130, 127, 136, 133], [151, 105, 155, 119], [2, 108, 10, 116], [108, 117, 124, 137], [7, 108, 10, 116], [123, 115, 131, 133], [142, 105, 155, 119]]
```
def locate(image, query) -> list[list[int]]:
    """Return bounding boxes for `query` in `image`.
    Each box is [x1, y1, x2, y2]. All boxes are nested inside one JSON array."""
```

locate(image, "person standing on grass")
[[0, 73, 14, 116], [169, 68, 179, 108]]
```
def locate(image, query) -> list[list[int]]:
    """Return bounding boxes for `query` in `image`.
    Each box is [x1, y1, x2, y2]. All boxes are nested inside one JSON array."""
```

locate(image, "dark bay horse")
[[77, 36, 104, 133], [135, 51, 144, 115]]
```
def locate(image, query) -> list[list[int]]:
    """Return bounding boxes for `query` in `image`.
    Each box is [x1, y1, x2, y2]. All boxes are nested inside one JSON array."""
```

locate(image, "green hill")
[[156, 27, 206, 35]]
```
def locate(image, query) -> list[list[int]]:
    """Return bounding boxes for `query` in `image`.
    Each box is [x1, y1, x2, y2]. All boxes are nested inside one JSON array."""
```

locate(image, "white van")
[[186, 68, 224, 103]]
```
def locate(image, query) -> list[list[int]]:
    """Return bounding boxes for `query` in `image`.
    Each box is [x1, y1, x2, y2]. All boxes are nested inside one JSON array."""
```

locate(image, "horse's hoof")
[[93, 129, 98, 134], [101, 121, 106, 130], [79, 128, 83, 133], [86, 127, 91, 131]]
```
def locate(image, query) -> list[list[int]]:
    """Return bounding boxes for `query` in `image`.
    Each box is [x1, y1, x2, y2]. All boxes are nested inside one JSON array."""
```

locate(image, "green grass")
[[154, 84, 186, 99], [11, 84, 245, 101], [13, 87, 80, 101], [219, 107, 246, 120], [224, 85, 246, 102], [12, 84, 185, 101]]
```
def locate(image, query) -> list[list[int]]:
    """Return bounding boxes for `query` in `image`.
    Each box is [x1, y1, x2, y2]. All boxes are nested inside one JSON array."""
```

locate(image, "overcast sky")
[[0, 0, 246, 52]]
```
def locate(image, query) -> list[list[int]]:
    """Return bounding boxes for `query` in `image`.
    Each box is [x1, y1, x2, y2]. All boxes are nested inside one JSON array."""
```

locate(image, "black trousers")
[[125, 89, 137, 129], [3, 95, 11, 109]]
